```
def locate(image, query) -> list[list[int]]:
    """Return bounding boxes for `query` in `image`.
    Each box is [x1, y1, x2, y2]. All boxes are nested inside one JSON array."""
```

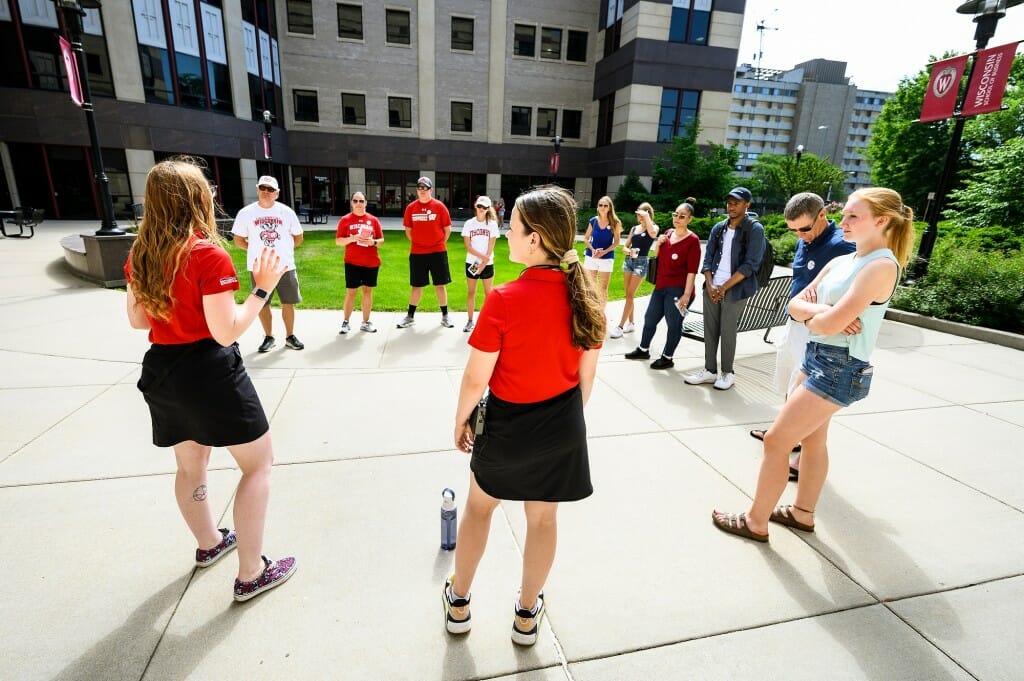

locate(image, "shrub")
[[614, 171, 651, 212], [771, 232, 798, 266]]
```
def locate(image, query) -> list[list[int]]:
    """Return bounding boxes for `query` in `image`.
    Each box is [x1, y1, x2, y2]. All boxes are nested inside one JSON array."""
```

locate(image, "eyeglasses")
[[789, 223, 814, 233], [475, 204, 487, 209], [672, 212, 689, 219], [257, 186, 277, 192], [352, 198, 366, 203], [209, 185, 218, 198], [416, 185, 430, 190]]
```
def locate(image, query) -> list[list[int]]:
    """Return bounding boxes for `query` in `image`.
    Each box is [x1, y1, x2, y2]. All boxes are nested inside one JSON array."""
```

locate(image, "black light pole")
[[912, 0, 1022, 279], [262, 110, 273, 176], [54, 0, 122, 235], [550, 135, 563, 184]]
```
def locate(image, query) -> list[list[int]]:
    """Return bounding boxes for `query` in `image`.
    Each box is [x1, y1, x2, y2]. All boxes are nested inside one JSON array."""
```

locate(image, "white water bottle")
[[440, 488, 457, 551]]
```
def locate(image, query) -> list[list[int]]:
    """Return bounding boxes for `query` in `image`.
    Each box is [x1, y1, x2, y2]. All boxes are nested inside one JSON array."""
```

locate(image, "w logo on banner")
[[920, 55, 969, 123]]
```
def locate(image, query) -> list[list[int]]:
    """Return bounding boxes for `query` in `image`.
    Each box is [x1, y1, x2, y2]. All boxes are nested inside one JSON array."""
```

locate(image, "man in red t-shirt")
[[397, 176, 454, 329], [335, 191, 385, 334]]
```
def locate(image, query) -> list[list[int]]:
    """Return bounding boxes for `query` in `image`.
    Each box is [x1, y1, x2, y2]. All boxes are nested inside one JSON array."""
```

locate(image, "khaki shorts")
[[250, 269, 302, 305]]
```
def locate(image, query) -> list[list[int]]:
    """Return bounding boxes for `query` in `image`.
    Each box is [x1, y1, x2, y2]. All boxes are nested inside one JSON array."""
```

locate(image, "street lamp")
[[262, 110, 273, 176], [549, 135, 563, 184], [53, 0, 123, 235], [816, 125, 829, 158], [795, 144, 804, 166]]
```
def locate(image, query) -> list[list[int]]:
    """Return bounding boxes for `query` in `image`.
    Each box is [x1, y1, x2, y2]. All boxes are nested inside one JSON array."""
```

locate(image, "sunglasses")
[[416, 185, 430, 190], [597, 203, 609, 207], [672, 212, 689, 218], [789, 223, 814, 233], [475, 204, 487, 209], [257, 186, 277, 192], [352, 198, 366, 203]]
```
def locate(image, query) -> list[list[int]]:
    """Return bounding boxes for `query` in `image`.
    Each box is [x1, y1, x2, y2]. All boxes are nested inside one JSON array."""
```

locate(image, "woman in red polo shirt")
[[442, 185, 605, 646], [125, 158, 297, 602]]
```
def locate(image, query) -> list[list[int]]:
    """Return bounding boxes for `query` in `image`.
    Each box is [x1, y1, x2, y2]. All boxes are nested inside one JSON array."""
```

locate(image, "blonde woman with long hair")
[[582, 194, 622, 310], [125, 158, 297, 601], [444, 186, 604, 646], [713, 187, 914, 543]]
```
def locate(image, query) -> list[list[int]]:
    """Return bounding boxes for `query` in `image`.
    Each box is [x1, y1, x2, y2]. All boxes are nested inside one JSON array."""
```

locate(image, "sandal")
[[750, 429, 803, 454], [769, 505, 815, 533], [711, 511, 768, 543]]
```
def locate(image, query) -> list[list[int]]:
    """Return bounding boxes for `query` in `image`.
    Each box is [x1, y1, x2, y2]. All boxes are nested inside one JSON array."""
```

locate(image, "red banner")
[[262, 132, 271, 159], [58, 36, 84, 108], [549, 152, 560, 175], [962, 41, 1020, 118], [920, 55, 968, 122]]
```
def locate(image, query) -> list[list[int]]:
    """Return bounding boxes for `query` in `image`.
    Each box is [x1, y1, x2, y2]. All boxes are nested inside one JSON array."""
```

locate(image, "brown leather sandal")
[[711, 511, 769, 543], [769, 505, 815, 533]]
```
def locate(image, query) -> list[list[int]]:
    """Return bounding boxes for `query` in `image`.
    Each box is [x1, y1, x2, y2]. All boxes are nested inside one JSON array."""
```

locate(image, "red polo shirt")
[[403, 198, 451, 254], [469, 267, 596, 403]]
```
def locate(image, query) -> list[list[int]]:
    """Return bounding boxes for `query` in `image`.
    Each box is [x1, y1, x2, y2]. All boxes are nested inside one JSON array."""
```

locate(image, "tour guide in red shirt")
[[442, 185, 605, 647], [396, 176, 454, 329]]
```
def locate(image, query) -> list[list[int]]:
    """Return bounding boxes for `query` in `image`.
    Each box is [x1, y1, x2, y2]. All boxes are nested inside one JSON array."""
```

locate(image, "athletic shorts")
[[345, 263, 379, 289], [584, 255, 614, 273], [409, 251, 451, 287], [465, 262, 495, 280], [250, 269, 301, 305]]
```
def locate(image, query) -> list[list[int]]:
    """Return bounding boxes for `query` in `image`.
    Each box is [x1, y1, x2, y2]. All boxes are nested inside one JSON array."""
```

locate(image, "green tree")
[[614, 170, 651, 211], [945, 136, 1024, 231], [750, 153, 848, 207], [649, 116, 739, 215]]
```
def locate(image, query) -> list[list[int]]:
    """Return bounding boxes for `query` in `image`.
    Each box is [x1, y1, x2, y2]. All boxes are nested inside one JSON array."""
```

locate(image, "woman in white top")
[[461, 196, 500, 333]]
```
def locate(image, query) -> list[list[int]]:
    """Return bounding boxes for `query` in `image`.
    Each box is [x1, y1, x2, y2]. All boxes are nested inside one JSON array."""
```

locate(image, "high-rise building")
[[728, 58, 892, 200], [0, 0, 745, 220]]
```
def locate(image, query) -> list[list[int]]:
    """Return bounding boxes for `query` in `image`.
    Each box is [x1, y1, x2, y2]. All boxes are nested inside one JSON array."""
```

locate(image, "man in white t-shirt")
[[231, 175, 305, 352]]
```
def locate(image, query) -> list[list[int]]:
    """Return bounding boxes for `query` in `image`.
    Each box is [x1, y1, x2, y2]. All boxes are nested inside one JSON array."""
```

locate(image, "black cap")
[[726, 187, 753, 202]]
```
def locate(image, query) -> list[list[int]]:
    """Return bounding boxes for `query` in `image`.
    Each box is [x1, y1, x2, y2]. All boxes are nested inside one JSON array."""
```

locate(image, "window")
[[513, 24, 535, 57], [562, 110, 582, 139], [294, 89, 319, 122], [451, 101, 473, 132], [341, 92, 366, 125], [658, 88, 699, 142], [511, 106, 532, 136], [669, 0, 711, 46], [451, 17, 473, 51], [536, 108, 557, 137], [540, 27, 562, 60], [388, 96, 412, 128], [566, 30, 587, 62], [386, 9, 410, 45], [287, 0, 313, 34], [596, 94, 614, 147], [337, 3, 362, 40]]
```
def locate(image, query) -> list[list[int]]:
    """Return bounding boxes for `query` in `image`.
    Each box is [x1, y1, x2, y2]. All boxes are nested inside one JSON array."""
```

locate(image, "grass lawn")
[[227, 231, 655, 311]]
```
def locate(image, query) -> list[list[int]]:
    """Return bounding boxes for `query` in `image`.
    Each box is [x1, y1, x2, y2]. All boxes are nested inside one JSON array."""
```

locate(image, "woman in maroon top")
[[442, 186, 605, 646], [125, 158, 297, 602], [625, 199, 701, 369]]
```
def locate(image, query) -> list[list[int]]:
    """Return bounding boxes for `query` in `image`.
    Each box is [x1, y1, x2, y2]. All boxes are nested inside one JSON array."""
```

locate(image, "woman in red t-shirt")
[[442, 186, 605, 646], [125, 158, 297, 602]]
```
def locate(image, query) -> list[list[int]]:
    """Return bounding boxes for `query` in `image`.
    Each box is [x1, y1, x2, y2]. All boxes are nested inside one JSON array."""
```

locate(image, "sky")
[[737, 0, 1024, 92]]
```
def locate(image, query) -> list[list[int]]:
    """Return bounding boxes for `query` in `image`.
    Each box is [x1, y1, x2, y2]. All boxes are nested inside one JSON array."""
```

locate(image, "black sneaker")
[[650, 356, 675, 370], [258, 336, 275, 353], [285, 335, 304, 350], [511, 591, 545, 646], [443, 575, 472, 634], [624, 348, 650, 360]]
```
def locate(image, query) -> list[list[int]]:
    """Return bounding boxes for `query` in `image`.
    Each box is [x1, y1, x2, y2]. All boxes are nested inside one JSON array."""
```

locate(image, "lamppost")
[[795, 144, 804, 166], [53, 0, 123, 235], [816, 124, 829, 158], [549, 135, 563, 184], [913, 0, 1023, 279], [262, 110, 273, 176]]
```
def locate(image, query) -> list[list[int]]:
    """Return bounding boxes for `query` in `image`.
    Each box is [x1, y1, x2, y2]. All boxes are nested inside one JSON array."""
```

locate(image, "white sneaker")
[[360, 321, 377, 333], [339, 320, 351, 334], [609, 326, 624, 339], [396, 316, 415, 329], [714, 372, 735, 390], [623, 322, 635, 333], [684, 369, 718, 385], [441, 314, 455, 328]]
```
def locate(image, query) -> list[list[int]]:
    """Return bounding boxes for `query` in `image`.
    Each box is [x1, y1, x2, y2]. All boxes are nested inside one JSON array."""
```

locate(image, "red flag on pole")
[[549, 152, 560, 175], [58, 36, 84, 108], [919, 55, 968, 123], [962, 41, 1021, 118], [262, 132, 271, 159]]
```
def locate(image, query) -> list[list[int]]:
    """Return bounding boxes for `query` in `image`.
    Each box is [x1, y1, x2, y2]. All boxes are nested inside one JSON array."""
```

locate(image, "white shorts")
[[584, 256, 614, 273], [773, 318, 810, 396]]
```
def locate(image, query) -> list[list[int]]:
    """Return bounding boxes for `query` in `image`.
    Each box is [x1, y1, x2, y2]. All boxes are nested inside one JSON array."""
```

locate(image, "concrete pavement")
[[2, 222, 1023, 681]]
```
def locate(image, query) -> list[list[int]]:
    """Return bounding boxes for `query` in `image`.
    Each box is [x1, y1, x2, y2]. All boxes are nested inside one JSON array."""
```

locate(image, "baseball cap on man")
[[416, 176, 433, 189], [475, 195, 492, 208], [257, 175, 280, 191], [726, 187, 752, 202]]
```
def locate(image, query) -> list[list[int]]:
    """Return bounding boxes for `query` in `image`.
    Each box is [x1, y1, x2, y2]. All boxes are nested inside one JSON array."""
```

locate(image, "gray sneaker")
[[396, 315, 415, 328], [339, 320, 351, 334], [360, 321, 377, 333], [441, 314, 455, 328], [463, 319, 475, 333]]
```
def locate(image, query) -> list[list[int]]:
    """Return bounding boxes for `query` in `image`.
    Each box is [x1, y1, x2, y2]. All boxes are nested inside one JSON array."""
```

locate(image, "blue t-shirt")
[[586, 216, 616, 259], [791, 220, 856, 299]]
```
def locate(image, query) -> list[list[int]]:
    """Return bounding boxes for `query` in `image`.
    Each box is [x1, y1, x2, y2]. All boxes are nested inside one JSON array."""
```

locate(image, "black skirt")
[[470, 385, 593, 502], [137, 339, 269, 448]]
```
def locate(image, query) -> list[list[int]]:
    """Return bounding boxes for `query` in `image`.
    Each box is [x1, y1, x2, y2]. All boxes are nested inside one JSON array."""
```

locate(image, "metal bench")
[[682, 275, 793, 344], [0, 207, 44, 238]]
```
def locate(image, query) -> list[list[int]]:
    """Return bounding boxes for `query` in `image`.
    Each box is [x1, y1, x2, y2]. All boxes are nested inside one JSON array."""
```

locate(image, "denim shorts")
[[800, 341, 874, 408], [622, 255, 649, 277]]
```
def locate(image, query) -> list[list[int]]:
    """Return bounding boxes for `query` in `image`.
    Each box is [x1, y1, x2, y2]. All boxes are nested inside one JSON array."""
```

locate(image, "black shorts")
[[465, 262, 495, 280], [345, 263, 379, 289], [409, 251, 451, 287], [137, 339, 269, 448]]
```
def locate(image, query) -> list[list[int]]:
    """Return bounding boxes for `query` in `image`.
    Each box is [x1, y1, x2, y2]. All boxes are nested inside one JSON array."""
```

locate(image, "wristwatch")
[[251, 288, 269, 300]]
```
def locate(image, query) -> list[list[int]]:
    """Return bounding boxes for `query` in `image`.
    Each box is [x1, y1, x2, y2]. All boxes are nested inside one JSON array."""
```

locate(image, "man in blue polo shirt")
[[749, 192, 855, 476]]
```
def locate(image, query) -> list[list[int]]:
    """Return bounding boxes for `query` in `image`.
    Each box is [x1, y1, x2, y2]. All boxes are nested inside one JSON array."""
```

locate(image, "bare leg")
[[482, 278, 494, 297], [360, 287, 373, 322], [466, 277, 478, 321], [596, 271, 611, 309], [282, 304, 295, 336], [409, 286, 424, 306], [519, 501, 559, 610], [172, 440, 223, 551], [258, 304, 272, 336], [343, 289, 357, 322], [619, 272, 641, 327], [451, 474, 500, 598], [435, 284, 448, 307], [225, 431, 275, 582]]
